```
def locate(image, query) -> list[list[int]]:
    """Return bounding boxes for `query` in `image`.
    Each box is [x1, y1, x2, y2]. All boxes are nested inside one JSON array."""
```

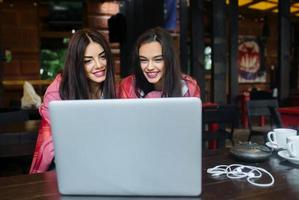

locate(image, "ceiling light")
[[272, 6, 299, 13], [291, 7, 299, 13], [249, 2, 277, 10], [293, 3, 299, 8], [238, 0, 253, 7]]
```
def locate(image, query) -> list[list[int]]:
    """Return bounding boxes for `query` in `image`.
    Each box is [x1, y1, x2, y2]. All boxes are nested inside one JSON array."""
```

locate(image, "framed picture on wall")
[[238, 36, 266, 83]]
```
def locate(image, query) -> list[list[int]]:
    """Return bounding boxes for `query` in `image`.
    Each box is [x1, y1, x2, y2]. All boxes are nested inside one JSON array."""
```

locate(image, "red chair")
[[278, 107, 299, 129]]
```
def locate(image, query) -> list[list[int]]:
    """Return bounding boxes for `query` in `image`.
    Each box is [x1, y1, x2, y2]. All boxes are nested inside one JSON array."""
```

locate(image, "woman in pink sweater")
[[119, 27, 200, 98], [30, 28, 116, 173]]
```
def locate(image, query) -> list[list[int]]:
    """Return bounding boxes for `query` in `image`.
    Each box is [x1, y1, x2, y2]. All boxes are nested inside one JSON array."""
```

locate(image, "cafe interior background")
[[0, 0, 299, 175]]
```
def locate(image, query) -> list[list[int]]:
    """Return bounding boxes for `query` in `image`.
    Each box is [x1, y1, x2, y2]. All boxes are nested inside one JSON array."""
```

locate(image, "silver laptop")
[[49, 97, 202, 196]]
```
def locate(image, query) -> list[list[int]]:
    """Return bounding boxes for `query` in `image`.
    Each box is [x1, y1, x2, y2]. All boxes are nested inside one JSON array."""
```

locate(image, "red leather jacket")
[[30, 75, 62, 174], [29, 119, 53, 174], [119, 74, 201, 98]]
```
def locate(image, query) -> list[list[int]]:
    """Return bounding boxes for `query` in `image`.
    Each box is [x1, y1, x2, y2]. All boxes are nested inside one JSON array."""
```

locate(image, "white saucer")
[[265, 142, 285, 150], [278, 150, 299, 165]]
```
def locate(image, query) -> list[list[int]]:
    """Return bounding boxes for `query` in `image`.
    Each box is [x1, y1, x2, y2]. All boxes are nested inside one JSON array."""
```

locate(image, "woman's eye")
[[155, 58, 163, 63], [140, 59, 148, 63], [99, 55, 106, 60], [84, 60, 92, 64]]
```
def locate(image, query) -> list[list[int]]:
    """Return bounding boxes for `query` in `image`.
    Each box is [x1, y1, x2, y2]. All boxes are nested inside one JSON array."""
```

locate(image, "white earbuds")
[[207, 164, 275, 187]]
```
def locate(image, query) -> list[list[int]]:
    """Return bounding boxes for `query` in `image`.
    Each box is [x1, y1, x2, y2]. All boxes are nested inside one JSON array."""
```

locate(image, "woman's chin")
[[145, 77, 160, 84], [90, 76, 106, 84]]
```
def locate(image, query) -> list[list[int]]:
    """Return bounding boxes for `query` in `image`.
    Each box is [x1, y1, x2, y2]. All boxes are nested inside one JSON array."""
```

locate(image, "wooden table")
[[1, 149, 299, 199]]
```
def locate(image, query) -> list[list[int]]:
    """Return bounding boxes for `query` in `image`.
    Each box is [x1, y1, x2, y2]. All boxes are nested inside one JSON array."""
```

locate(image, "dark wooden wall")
[[0, 0, 40, 107], [0, 0, 40, 81]]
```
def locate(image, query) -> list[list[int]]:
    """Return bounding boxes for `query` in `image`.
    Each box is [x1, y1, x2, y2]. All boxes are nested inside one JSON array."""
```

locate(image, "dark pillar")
[[228, 0, 238, 104], [0, 48, 3, 107], [278, 0, 290, 102], [120, 0, 137, 78], [142, 0, 164, 31], [179, 0, 189, 74], [211, 0, 227, 104], [120, 0, 164, 78], [297, 43, 299, 90], [190, 0, 205, 101], [291, 25, 299, 91]]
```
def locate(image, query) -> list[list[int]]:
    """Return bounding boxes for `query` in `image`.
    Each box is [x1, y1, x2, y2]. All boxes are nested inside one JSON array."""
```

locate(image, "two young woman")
[[30, 27, 200, 173]]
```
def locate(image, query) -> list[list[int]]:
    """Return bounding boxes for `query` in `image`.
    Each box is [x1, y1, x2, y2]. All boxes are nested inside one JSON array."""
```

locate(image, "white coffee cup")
[[287, 136, 299, 158], [267, 128, 297, 149]]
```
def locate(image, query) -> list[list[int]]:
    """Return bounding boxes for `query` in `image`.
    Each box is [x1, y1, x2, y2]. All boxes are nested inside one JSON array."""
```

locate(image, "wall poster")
[[238, 36, 266, 83]]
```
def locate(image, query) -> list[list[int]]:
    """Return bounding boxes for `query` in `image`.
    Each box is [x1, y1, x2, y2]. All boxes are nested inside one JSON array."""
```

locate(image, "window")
[[204, 46, 212, 70]]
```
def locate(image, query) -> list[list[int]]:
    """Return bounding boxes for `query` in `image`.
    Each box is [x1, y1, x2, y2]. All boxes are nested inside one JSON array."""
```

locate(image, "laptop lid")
[[49, 97, 202, 196]]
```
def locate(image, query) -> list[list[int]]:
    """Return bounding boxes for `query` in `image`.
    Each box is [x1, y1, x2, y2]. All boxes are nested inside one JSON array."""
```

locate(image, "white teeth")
[[147, 72, 159, 78]]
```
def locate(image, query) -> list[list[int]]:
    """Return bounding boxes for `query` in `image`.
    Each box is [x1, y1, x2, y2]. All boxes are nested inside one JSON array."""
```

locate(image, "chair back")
[[0, 110, 29, 125], [203, 105, 238, 124], [246, 99, 280, 142], [202, 104, 238, 148], [268, 106, 283, 128], [0, 110, 35, 174], [247, 99, 279, 128]]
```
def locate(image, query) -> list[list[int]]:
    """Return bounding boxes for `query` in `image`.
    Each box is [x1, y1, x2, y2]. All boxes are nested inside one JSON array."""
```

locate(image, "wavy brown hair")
[[59, 28, 115, 99]]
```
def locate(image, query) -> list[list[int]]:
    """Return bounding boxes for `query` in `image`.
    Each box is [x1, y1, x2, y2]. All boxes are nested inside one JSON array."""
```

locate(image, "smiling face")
[[139, 41, 165, 90], [84, 42, 107, 85]]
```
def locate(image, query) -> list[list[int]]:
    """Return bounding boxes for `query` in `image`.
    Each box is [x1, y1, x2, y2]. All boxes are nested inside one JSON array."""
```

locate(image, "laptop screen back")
[[49, 97, 202, 196]]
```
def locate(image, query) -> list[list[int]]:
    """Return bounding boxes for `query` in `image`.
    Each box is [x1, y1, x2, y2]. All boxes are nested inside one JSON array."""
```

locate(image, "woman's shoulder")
[[39, 74, 62, 124], [120, 75, 135, 84], [181, 74, 201, 97], [118, 75, 137, 98], [46, 74, 62, 92], [119, 75, 135, 89], [43, 74, 63, 100]]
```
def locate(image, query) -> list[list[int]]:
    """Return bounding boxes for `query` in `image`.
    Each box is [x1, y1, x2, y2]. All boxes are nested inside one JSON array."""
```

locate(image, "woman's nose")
[[147, 60, 155, 70], [94, 58, 102, 69]]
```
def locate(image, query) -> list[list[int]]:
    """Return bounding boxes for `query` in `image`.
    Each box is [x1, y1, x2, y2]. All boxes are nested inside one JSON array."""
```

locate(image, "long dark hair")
[[132, 27, 182, 97], [59, 28, 115, 99]]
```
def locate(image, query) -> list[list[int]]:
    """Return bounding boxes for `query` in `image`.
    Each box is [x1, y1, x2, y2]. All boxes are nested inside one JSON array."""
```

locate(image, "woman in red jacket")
[[30, 28, 116, 174], [119, 27, 200, 98]]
